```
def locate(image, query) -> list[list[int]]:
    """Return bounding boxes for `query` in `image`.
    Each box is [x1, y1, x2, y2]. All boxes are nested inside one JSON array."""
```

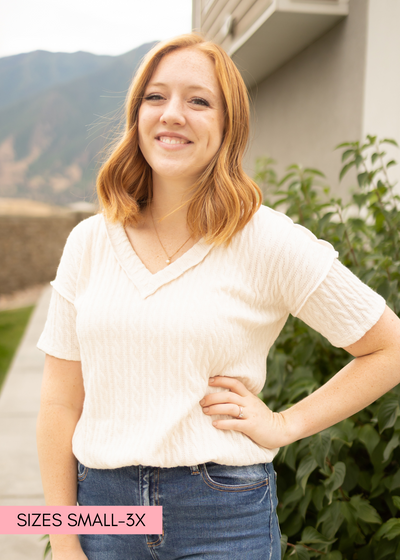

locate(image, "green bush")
[[255, 136, 400, 559], [0, 305, 34, 390]]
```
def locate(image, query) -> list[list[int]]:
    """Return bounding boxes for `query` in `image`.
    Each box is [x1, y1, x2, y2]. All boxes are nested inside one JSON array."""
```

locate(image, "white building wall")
[[362, 0, 400, 190], [244, 0, 368, 199]]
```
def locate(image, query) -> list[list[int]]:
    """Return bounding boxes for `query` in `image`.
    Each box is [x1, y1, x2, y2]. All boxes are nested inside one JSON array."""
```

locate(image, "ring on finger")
[[237, 405, 244, 419]]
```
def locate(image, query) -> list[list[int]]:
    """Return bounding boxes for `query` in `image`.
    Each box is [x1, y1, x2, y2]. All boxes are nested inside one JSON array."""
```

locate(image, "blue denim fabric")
[[77, 461, 281, 560]]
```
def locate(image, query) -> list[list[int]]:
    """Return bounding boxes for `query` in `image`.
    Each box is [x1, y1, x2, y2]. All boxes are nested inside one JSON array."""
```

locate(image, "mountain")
[[0, 50, 112, 111], [0, 42, 157, 206]]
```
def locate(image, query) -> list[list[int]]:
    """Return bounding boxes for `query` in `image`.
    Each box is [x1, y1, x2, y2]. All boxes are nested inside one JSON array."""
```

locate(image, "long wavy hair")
[[96, 33, 262, 246]]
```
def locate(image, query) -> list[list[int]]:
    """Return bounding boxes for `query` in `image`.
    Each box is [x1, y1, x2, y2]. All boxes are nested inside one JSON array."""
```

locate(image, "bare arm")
[[36, 354, 87, 557], [279, 305, 400, 445]]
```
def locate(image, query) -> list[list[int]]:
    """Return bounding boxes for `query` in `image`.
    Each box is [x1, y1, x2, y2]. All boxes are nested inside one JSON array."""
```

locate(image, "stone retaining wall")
[[0, 212, 94, 295]]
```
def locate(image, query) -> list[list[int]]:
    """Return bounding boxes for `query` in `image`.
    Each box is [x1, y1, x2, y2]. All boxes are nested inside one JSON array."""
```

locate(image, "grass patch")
[[0, 306, 34, 391]]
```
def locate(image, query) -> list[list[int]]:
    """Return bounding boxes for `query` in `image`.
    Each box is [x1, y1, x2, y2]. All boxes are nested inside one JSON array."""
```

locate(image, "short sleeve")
[[37, 287, 81, 360], [50, 219, 86, 304], [296, 258, 386, 347], [36, 218, 89, 360], [253, 207, 339, 315]]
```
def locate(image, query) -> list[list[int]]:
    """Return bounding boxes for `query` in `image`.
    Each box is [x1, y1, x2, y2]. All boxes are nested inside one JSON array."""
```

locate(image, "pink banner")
[[0, 506, 162, 534]]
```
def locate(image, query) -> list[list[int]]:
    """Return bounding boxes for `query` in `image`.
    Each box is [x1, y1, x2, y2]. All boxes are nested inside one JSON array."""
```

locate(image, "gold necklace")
[[150, 206, 193, 265]]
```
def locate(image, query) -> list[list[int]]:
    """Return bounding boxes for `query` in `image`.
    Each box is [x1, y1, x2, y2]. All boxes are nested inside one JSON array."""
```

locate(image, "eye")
[[144, 94, 164, 101], [191, 97, 210, 107]]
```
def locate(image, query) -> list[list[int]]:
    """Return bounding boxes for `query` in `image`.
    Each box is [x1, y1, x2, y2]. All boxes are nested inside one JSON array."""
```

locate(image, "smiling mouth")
[[157, 136, 192, 145]]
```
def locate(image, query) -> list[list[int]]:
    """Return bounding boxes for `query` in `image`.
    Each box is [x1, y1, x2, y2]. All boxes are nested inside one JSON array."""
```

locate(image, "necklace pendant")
[[166, 259, 171, 264]]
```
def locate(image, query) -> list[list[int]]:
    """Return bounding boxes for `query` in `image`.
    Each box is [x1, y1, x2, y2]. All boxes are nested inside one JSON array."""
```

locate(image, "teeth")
[[158, 136, 189, 145]]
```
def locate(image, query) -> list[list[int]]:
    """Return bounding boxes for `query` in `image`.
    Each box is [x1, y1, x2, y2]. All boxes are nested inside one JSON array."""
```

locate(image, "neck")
[[148, 173, 195, 229]]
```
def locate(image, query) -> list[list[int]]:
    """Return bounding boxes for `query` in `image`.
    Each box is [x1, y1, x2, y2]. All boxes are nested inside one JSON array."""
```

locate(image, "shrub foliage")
[[255, 136, 400, 559]]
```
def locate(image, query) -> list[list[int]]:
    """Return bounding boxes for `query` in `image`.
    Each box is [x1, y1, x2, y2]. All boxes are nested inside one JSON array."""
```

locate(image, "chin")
[[154, 165, 199, 181]]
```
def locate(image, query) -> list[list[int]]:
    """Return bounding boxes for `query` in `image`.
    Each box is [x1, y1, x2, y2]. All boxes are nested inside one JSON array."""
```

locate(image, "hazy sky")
[[0, 0, 192, 58]]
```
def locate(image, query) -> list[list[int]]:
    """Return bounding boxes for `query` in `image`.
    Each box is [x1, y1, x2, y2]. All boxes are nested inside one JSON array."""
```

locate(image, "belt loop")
[[190, 464, 200, 475]]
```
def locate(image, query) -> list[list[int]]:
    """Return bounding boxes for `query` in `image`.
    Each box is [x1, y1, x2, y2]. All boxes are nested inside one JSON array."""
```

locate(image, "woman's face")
[[138, 48, 225, 186]]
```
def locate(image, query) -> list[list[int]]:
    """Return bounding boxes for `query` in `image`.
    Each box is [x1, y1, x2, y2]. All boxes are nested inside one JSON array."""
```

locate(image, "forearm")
[[37, 404, 82, 552], [279, 347, 400, 446]]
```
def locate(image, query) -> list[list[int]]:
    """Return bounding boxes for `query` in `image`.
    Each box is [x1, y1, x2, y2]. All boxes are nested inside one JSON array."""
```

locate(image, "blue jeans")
[[77, 461, 281, 559]]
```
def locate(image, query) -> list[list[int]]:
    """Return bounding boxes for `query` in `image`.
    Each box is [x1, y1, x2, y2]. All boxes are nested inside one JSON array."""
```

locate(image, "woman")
[[36, 33, 400, 560]]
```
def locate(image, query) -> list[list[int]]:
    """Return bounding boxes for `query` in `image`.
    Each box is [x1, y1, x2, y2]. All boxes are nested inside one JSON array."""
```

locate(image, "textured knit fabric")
[[37, 205, 386, 468]]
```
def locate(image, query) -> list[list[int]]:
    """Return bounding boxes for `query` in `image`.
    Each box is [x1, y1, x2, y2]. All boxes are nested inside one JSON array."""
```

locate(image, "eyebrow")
[[146, 82, 217, 98]]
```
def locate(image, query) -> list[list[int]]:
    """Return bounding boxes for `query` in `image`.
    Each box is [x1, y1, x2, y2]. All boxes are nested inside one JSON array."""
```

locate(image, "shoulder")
[[70, 212, 104, 237], [52, 214, 105, 302], [65, 213, 104, 249], [246, 204, 337, 255]]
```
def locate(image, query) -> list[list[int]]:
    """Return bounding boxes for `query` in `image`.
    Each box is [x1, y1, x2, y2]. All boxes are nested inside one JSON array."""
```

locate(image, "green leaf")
[[281, 534, 288, 557], [300, 526, 336, 546], [288, 544, 311, 560], [340, 501, 356, 528], [383, 433, 399, 462], [374, 539, 398, 560], [377, 395, 399, 433], [371, 472, 384, 492], [353, 192, 369, 208], [377, 278, 391, 300], [382, 138, 399, 147], [41, 535, 52, 559], [358, 424, 380, 457], [324, 462, 346, 503], [392, 496, 400, 509], [278, 172, 297, 186], [310, 431, 331, 469], [288, 378, 318, 401], [358, 470, 372, 492], [335, 142, 353, 149], [355, 154, 364, 167], [371, 440, 392, 475], [342, 149, 354, 162], [304, 168, 326, 177], [325, 552, 343, 560], [335, 222, 346, 239], [357, 171, 369, 187], [283, 442, 298, 471], [372, 152, 379, 165], [298, 485, 313, 519], [350, 495, 382, 524], [375, 518, 400, 540], [327, 424, 353, 449], [387, 159, 397, 168], [281, 484, 304, 511], [312, 485, 325, 511], [317, 501, 344, 539], [339, 160, 356, 181], [391, 470, 400, 491], [282, 511, 303, 537], [375, 212, 386, 233], [296, 455, 318, 493], [319, 212, 335, 230], [368, 191, 378, 205]]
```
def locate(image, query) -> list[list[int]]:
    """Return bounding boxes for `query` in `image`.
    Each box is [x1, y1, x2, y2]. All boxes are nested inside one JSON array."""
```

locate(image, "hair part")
[[96, 32, 262, 246]]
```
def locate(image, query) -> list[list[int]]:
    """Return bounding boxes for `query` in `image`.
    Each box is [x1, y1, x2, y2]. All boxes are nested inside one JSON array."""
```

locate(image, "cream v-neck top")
[[37, 204, 386, 468]]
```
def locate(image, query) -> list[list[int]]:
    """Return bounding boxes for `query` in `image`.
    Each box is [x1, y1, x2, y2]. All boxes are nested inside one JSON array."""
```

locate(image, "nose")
[[160, 96, 186, 126]]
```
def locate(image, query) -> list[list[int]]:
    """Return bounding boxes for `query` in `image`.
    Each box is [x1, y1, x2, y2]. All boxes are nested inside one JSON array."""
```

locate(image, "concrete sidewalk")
[[0, 286, 52, 559]]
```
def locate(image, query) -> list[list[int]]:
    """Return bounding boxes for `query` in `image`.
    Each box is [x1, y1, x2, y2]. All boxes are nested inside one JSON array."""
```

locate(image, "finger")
[[211, 419, 247, 432], [200, 390, 243, 408], [209, 376, 250, 397], [202, 403, 244, 418]]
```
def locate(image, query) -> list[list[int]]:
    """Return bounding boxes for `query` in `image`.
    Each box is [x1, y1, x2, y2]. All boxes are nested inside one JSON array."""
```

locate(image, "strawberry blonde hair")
[[96, 33, 262, 246]]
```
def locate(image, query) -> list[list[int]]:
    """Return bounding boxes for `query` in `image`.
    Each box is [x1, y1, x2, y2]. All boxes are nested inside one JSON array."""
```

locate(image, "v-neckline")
[[103, 215, 214, 299]]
